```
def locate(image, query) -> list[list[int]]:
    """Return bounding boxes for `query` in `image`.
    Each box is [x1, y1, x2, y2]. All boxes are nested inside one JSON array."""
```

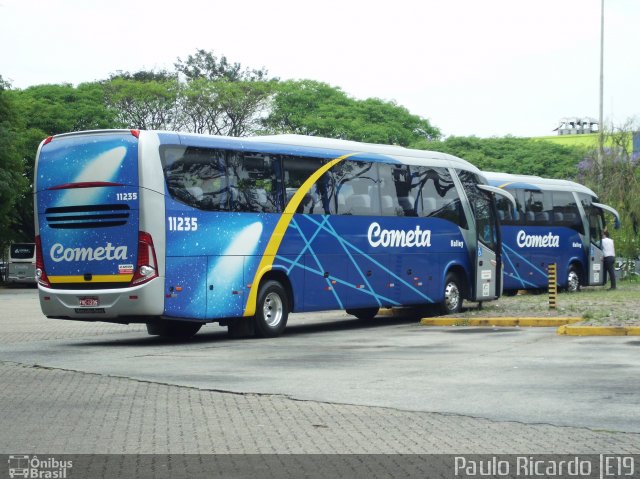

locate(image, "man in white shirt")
[[602, 230, 616, 290]]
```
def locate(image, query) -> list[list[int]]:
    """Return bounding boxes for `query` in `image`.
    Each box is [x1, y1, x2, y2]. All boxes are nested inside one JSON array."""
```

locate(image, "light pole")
[[598, 0, 605, 169]]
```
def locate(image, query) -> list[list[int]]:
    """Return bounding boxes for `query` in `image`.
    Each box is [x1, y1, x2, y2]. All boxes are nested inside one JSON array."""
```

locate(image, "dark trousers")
[[603, 256, 616, 289]]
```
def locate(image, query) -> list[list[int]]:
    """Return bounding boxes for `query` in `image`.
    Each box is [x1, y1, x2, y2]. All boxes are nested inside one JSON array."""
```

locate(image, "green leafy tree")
[[581, 121, 640, 267], [177, 78, 225, 134], [177, 78, 277, 136], [0, 77, 28, 249], [174, 49, 272, 82], [7, 82, 119, 240], [262, 80, 440, 145], [415, 136, 585, 179], [103, 71, 181, 130], [11, 82, 118, 134], [173, 51, 277, 136], [218, 80, 277, 137]]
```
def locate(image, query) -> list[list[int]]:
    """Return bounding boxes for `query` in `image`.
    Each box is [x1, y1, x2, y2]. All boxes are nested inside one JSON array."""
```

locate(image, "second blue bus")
[[486, 172, 619, 294]]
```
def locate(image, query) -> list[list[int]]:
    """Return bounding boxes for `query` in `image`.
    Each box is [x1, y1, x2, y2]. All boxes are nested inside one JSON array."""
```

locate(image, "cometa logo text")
[[516, 230, 560, 248], [368, 222, 431, 248], [50, 243, 128, 262]]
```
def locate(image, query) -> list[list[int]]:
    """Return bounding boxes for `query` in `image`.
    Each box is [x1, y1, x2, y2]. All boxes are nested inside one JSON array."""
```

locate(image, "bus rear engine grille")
[[45, 204, 130, 229]]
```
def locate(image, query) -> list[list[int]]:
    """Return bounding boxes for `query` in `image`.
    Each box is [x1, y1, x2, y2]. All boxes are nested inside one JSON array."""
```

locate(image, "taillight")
[[35, 235, 51, 288], [131, 231, 158, 286]]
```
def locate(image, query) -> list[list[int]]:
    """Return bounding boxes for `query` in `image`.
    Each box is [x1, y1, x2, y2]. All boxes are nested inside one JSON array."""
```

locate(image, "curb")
[[420, 317, 582, 327], [557, 325, 640, 336]]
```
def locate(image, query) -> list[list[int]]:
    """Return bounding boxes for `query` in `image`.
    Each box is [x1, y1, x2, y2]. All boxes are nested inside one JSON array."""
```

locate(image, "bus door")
[[459, 178, 510, 301], [473, 191, 500, 301], [586, 206, 605, 285]]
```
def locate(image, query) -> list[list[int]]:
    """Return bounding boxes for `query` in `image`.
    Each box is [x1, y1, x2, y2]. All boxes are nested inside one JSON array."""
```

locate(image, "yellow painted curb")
[[420, 318, 472, 327], [627, 327, 640, 336], [557, 325, 640, 336], [420, 317, 582, 327], [518, 318, 582, 327]]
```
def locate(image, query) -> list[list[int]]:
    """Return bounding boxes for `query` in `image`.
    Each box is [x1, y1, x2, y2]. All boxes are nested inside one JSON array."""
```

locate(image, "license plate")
[[79, 297, 99, 307]]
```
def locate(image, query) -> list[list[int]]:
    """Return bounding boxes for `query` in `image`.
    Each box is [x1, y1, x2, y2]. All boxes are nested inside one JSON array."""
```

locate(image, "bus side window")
[[423, 167, 467, 228], [227, 152, 282, 213], [283, 156, 325, 214], [313, 168, 338, 215], [552, 191, 584, 233], [495, 197, 511, 224], [506, 188, 524, 224], [161, 146, 229, 211], [331, 160, 380, 216], [525, 190, 553, 226], [378, 164, 403, 216], [495, 189, 522, 225]]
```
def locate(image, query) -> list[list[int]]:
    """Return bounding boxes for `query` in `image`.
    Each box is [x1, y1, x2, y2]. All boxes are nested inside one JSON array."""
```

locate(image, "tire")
[[254, 280, 289, 338], [146, 320, 202, 339], [503, 289, 518, 297], [346, 307, 379, 320], [566, 265, 581, 293], [440, 272, 463, 315]]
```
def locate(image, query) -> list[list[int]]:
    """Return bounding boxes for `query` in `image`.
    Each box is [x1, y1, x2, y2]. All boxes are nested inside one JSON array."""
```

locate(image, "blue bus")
[[34, 130, 513, 338], [485, 172, 620, 294]]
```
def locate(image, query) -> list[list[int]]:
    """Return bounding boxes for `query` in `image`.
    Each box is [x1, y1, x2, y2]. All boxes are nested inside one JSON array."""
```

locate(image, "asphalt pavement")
[[1, 287, 639, 455]]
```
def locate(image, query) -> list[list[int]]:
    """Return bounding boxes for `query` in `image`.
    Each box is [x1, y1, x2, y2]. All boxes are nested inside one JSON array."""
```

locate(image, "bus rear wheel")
[[146, 320, 202, 339], [566, 266, 581, 292], [254, 280, 289, 338], [440, 273, 463, 315], [346, 307, 379, 320]]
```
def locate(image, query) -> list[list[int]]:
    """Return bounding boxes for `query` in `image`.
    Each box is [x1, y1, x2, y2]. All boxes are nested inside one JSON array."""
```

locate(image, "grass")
[[456, 280, 640, 326]]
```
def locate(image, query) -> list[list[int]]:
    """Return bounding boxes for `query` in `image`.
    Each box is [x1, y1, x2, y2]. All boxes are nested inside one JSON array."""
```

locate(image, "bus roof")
[[243, 134, 481, 173], [483, 171, 598, 197], [42, 129, 484, 178]]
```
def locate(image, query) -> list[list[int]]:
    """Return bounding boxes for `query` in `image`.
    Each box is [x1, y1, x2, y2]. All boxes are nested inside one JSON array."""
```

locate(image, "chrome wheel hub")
[[567, 271, 579, 292], [444, 282, 460, 311], [263, 292, 283, 327]]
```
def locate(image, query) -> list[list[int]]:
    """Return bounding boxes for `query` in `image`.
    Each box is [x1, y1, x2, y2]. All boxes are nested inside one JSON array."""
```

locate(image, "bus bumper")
[[37, 277, 164, 321]]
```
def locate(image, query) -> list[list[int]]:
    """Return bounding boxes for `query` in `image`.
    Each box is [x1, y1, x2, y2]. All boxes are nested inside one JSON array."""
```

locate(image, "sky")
[[1, 0, 638, 138]]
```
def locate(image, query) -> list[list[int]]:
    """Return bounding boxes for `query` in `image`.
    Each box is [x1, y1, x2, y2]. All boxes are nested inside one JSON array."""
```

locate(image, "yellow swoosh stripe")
[[49, 274, 133, 283], [243, 153, 355, 316], [497, 182, 513, 189]]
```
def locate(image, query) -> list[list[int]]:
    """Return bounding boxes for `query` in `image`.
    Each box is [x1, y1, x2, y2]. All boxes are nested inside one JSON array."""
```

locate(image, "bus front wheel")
[[441, 273, 463, 315], [566, 266, 581, 292], [254, 280, 289, 338]]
